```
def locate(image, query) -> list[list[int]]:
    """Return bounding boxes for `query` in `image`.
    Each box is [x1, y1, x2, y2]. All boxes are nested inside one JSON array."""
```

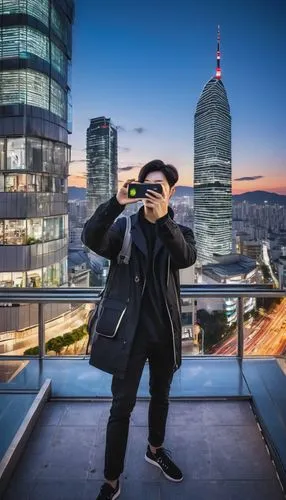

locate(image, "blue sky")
[[70, 0, 286, 193]]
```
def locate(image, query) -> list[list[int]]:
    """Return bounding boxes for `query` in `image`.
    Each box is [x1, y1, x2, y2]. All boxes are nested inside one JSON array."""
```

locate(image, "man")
[[81, 159, 196, 500]]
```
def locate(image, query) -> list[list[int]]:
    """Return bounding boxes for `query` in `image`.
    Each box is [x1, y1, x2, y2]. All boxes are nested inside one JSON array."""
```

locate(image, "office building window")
[[27, 138, 42, 171], [54, 142, 66, 168], [51, 42, 67, 77], [5, 173, 27, 192], [27, 218, 42, 243], [42, 140, 53, 172], [60, 257, 68, 285], [27, 174, 41, 192], [3, 219, 26, 245], [41, 174, 51, 193], [7, 138, 26, 170], [67, 89, 72, 133], [0, 70, 49, 110], [26, 267, 42, 288], [50, 79, 66, 119], [54, 177, 67, 193], [0, 0, 49, 27], [0, 71, 66, 119], [43, 262, 60, 287], [43, 216, 60, 241], [26, 71, 49, 109], [51, 6, 67, 44], [0, 271, 26, 288], [0, 139, 5, 170], [0, 26, 49, 62], [0, 220, 3, 244], [0, 174, 4, 191]]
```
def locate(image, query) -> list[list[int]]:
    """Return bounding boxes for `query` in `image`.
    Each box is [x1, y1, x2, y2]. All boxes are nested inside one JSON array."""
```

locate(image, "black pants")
[[104, 328, 174, 480]]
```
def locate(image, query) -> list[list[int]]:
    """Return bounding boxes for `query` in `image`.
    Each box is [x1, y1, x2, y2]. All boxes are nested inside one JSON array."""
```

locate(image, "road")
[[212, 298, 286, 356]]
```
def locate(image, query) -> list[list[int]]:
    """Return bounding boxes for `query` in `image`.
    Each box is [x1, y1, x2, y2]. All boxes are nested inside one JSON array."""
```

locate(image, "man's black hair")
[[138, 159, 179, 187]]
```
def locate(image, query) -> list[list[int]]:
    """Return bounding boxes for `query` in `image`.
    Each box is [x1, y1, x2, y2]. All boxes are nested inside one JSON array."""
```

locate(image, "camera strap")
[[117, 216, 132, 265]]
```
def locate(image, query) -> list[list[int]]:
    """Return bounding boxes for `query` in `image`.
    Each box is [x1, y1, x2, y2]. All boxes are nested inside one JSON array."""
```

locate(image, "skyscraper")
[[194, 27, 232, 265], [86, 117, 118, 217], [0, 0, 74, 348]]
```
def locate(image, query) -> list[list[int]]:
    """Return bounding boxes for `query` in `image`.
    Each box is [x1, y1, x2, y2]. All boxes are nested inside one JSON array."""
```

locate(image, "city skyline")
[[69, 0, 286, 195]]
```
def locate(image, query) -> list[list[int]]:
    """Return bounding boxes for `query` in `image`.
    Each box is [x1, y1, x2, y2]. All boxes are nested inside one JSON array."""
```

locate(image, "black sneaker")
[[96, 480, 120, 499], [145, 445, 183, 482]]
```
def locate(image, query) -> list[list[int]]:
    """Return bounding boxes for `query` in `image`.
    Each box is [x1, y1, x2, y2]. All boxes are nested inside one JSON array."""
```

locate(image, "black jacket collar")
[[130, 205, 174, 258]]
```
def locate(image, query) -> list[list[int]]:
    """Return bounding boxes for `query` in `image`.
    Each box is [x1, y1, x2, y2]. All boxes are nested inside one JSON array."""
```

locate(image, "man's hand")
[[145, 184, 169, 221], [116, 179, 141, 205]]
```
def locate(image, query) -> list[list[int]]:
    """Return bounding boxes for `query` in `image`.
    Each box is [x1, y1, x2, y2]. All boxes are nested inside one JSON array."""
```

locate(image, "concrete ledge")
[[0, 378, 51, 498]]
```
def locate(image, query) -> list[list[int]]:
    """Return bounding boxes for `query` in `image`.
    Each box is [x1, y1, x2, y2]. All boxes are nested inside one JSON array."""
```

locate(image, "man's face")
[[142, 170, 175, 209]]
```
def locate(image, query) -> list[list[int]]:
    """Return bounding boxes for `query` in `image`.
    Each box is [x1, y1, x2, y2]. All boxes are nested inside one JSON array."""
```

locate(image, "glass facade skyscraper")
[[86, 117, 118, 218], [0, 0, 74, 345], [194, 28, 232, 265]]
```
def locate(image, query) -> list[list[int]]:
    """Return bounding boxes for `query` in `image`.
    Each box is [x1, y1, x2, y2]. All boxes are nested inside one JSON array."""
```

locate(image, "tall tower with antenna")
[[193, 26, 232, 265]]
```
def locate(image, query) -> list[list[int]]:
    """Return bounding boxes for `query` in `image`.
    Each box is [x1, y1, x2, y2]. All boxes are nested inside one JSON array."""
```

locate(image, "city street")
[[212, 299, 286, 356]]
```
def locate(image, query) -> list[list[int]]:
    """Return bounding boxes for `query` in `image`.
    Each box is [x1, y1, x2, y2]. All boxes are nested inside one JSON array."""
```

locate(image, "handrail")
[[0, 284, 284, 304], [0, 285, 284, 359]]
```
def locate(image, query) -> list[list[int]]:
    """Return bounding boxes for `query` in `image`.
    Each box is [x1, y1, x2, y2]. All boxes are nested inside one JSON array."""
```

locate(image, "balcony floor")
[[2, 400, 285, 500]]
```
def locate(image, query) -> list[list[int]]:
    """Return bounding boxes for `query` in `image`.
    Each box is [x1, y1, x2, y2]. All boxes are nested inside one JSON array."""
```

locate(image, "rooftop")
[[2, 400, 285, 500], [203, 260, 257, 279]]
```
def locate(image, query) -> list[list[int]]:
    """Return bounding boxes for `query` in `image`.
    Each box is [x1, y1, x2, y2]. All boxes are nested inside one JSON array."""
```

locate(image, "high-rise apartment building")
[[86, 117, 118, 218], [194, 27, 232, 265], [0, 0, 74, 347]]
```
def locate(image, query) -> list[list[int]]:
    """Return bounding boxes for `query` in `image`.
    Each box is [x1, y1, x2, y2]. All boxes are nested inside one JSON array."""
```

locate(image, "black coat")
[[81, 195, 197, 378]]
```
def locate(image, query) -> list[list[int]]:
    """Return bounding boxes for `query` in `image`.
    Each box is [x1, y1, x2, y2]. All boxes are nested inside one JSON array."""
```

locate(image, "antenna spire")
[[216, 25, 221, 80]]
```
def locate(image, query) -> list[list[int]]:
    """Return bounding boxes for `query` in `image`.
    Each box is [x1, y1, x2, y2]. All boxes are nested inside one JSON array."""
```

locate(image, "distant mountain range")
[[68, 187, 286, 205], [233, 190, 286, 205]]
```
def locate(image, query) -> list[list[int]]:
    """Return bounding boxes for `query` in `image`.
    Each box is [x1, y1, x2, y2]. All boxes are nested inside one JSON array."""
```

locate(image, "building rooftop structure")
[[202, 253, 257, 281]]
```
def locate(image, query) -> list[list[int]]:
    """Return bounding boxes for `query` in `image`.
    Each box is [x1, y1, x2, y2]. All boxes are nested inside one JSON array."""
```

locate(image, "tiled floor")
[[2, 401, 285, 500]]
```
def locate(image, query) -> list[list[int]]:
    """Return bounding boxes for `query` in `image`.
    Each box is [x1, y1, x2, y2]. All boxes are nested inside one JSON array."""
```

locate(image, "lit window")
[[27, 218, 43, 243], [4, 219, 26, 245], [0, 271, 25, 287], [7, 138, 26, 170], [0, 26, 49, 61], [26, 268, 42, 288], [0, 0, 49, 26], [0, 139, 5, 170], [0, 220, 3, 244], [51, 43, 67, 76], [0, 70, 66, 119], [51, 6, 67, 44], [51, 79, 66, 119], [5, 173, 27, 191]]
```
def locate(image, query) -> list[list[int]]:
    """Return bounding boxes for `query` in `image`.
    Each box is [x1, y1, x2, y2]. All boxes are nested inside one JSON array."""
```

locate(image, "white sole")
[[144, 454, 184, 482]]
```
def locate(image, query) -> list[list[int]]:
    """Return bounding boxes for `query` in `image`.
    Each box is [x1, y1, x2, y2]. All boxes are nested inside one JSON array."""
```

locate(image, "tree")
[[197, 309, 229, 353]]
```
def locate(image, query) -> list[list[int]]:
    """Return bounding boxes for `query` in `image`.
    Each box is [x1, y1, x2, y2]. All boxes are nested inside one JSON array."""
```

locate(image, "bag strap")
[[117, 216, 132, 264]]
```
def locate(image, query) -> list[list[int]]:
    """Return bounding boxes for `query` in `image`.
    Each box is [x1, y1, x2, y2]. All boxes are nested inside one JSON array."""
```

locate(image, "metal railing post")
[[237, 297, 244, 358], [38, 303, 45, 359]]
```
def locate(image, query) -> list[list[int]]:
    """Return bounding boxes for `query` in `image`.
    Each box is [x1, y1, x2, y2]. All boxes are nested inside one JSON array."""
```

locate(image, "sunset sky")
[[69, 0, 286, 195]]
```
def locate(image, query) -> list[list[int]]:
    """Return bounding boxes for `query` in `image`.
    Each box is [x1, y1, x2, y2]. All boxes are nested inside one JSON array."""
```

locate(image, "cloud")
[[119, 147, 131, 153], [117, 125, 126, 132], [133, 127, 146, 134], [234, 175, 264, 181], [118, 165, 141, 171]]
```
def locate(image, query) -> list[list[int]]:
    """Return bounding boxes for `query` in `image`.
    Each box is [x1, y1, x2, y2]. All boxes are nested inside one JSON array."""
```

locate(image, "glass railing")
[[0, 285, 285, 359]]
